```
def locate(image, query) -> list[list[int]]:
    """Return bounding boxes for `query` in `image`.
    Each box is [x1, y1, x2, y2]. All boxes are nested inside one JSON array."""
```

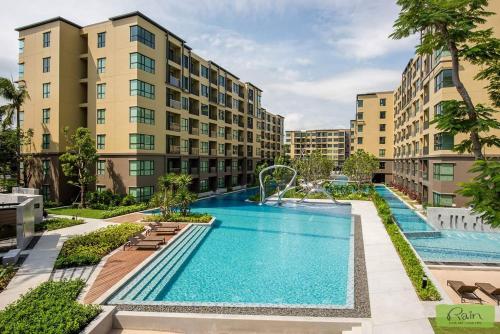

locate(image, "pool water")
[[110, 189, 354, 308], [376, 185, 500, 263]]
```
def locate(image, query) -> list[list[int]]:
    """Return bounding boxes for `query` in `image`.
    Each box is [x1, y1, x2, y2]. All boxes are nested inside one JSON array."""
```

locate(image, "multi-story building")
[[16, 12, 284, 203], [350, 91, 394, 183], [285, 129, 350, 169], [352, 1, 499, 207]]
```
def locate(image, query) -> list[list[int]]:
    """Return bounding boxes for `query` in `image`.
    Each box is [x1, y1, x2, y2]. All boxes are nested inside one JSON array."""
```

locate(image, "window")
[[97, 109, 105, 124], [18, 63, 24, 80], [218, 177, 225, 188], [379, 124, 386, 132], [42, 57, 50, 73], [200, 179, 209, 192], [97, 83, 106, 99], [42, 133, 50, 149], [130, 79, 155, 99], [434, 69, 453, 92], [183, 55, 189, 68], [380, 111, 386, 119], [200, 160, 209, 173], [41, 185, 50, 201], [97, 135, 106, 149], [200, 65, 209, 79], [379, 149, 386, 157], [433, 163, 454, 181], [232, 83, 239, 95], [218, 127, 225, 137], [181, 139, 189, 153], [379, 137, 386, 144], [357, 100, 363, 108], [218, 143, 225, 154], [129, 160, 154, 176], [218, 75, 225, 87], [181, 160, 189, 173], [42, 108, 50, 124], [181, 97, 189, 110], [18, 39, 24, 53], [201, 104, 209, 116], [96, 185, 106, 193], [218, 160, 225, 171], [97, 58, 106, 73], [433, 192, 454, 207], [434, 132, 454, 150], [130, 25, 155, 49], [129, 134, 155, 150], [42, 160, 50, 177], [97, 160, 105, 175], [201, 84, 209, 97], [357, 112, 363, 120], [42, 83, 50, 98], [97, 32, 106, 48], [130, 52, 155, 73], [18, 111, 24, 126], [200, 141, 209, 154], [129, 186, 154, 202], [379, 98, 386, 106], [357, 125, 363, 132], [201, 123, 209, 135], [218, 92, 225, 105], [357, 137, 363, 144], [379, 162, 386, 169], [43, 31, 50, 47], [182, 76, 189, 90], [180, 118, 189, 132], [434, 102, 446, 116], [129, 106, 154, 124]]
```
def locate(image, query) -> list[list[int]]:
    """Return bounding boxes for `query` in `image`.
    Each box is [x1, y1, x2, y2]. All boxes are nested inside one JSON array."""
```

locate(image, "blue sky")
[[0, 0, 417, 130]]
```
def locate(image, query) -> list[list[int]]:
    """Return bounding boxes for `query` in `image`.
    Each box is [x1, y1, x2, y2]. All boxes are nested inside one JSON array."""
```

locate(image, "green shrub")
[[371, 193, 441, 301], [55, 223, 143, 268], [0, 280, 100, 334], [100, 203, 148, 219], [0, 265, 16, 292], [120, 194, 136, 206], [143, 212, 212, 223], [85, 190, 122, 209], [35, 218, 85, 232]]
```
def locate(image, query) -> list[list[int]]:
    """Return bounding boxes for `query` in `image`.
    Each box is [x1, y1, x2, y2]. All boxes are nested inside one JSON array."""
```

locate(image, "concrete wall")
[[427, 207, 499, 233], [16, 198, 35, 249]]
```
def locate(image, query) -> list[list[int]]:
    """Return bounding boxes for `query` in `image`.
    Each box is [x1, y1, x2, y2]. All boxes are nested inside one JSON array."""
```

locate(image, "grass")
[[35, 218, 85, 232], [0, 265, 17, 292], [55, 223, 144, 269], [0, 280, 100, 334], [47, 203, 147, 219], [429, 318, 500, 333]]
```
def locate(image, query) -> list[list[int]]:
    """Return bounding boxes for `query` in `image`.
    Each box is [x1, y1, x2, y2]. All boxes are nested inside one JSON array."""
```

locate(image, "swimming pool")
[[110, 189, 355, 308], [376, 186, 500, 264]]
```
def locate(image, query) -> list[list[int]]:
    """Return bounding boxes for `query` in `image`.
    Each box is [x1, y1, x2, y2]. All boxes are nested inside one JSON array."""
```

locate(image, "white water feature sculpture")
[[259, 165, 297, 205]]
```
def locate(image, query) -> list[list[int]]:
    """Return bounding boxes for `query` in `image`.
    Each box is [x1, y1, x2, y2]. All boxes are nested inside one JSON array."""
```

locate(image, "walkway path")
[[0, 216, 114, 309], [350, 201, 434, 334]]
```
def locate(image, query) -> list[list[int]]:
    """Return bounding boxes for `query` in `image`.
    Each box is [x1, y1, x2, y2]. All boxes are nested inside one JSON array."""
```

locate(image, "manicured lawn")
[[35, 218, 85, 232], [46, 207, 107, 219], [429, 318, 500, 333], [0, 280, 100, 334], [55, 223, 144, 268]]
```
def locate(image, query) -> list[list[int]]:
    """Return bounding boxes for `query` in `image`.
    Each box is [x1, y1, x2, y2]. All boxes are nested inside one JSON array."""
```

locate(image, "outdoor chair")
[[447, 280, 482, 304], [136, 233, 165, 244], [149, 223, 177, 235], [124, 236, 161, 250], [475, 283, 500, 305]]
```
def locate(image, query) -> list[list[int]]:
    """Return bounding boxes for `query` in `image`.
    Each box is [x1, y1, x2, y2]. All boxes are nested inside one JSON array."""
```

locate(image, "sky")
[[0, 0, 418, 130]]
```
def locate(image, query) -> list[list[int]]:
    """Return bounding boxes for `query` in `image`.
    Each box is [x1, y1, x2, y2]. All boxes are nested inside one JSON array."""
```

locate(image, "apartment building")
[[350, 91, 395, 183], [16, 12, 284, 203], [351, 1, 500, 207], [285, 129, 350, 169]]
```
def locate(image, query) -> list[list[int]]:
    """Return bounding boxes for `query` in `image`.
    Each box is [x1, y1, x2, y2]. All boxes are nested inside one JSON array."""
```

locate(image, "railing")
[[169, 76, 180, 87], [169, 99, 181, 109], [190, 127, 199, 135], [189, 106, 199, 116], [190, 167, 199, 175], [190, 148, 199, 155], [423, 147, 429, 155], [169, 167, 180, 173], [210, 149, 217, 156], [167, 146, 180, 154], [167, 123, 180, 132], [210, 167, 216, 174], [168, 54, 181, 65]]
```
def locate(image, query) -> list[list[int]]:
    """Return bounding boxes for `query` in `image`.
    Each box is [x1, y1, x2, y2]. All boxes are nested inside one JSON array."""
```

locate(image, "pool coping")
[[102, 211, 370, 318]]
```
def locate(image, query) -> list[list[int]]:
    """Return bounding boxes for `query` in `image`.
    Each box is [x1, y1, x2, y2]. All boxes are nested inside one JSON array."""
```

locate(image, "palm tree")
[[0, 78, 30, 184]]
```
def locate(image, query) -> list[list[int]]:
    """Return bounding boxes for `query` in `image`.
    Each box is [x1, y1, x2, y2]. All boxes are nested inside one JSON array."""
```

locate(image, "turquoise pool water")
[[376, 185, 500, 263], [110, 189, 354, 308]]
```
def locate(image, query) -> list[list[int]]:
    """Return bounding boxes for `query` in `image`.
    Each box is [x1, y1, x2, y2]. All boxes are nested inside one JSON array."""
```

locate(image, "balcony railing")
[[423, 146, 429, 155], [210, 167, 216, 174], [168, 54, 181, 65], [169, 99, 181, 109], [210, 149, 217, 156], [167, 123, 180, 132], [190, 127, 199, 136], [167, 146, 180, 154], [190, 167, 199, 175], [169, 76, 180, 88], [190, 148, 199, 155]]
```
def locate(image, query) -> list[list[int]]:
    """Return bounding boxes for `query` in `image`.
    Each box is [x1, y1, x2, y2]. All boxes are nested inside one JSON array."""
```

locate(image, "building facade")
[[350, 91, 395, 183], [16, 12, 284, 203], [285, 129, 350, 170]]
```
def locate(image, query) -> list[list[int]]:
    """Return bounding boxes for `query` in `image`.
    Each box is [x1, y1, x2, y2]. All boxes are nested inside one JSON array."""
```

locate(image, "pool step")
[[404, 231, 442, 238], [111, 225, 210, 302]]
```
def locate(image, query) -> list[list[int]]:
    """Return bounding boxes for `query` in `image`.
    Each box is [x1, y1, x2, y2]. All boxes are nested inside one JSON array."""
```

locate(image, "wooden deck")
[[84, 225, 187, 304]]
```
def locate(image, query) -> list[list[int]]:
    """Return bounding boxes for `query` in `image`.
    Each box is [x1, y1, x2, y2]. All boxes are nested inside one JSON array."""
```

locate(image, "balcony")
[[423, 121, 429, 130], [190, 147, 199, 155], [169, 167, 180, 173], [190, 167, 199, 175], [189, 106, 199, 116], [168, 54, 181, 65], [189, 127, 199, 136], [210, 149, 217, 156], [210, 167, 216, 174], [169, 76, 181, 88], [167, 146, 180, 154], [169, 99, 181, 109], [423, 146, 429, 155]]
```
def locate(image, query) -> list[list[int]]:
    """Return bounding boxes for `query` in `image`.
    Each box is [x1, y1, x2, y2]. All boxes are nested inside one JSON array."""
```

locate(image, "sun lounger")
[[160, 222, 180, 230], [447, 280, 482, 304], [475, 283, 500, 305], [124, 236, 161, 250], [136, 233, 165, 244], [148, 223, 177, 235]]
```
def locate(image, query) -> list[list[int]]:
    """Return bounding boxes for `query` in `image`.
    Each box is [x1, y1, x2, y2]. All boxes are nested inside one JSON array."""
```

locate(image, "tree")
[[391, 0, 500, 160], [59, 127, 98, 208], [0, 128, 34, 189], [150, 173, 196, 219], [0, 78, 30, 184], [342, 150, 379, 189], [457, 160, 499, 226], [293, 150, 334, 185]]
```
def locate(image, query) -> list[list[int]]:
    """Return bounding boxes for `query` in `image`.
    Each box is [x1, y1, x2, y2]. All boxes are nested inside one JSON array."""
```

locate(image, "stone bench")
[[2, 248, 21, 265]]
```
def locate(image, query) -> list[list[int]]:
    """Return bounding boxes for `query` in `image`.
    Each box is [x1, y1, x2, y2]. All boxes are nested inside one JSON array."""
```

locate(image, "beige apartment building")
[[351, 1, 500, 207], [16, 12, 284, 203], [350, 91, 394, 183], [285, 129, 350, 170]]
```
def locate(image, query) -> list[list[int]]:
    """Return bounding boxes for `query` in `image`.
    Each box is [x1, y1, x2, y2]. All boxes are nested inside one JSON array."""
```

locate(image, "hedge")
[[100, 203, 148, 219], [143, 212, 212, 223], [55, 223, 143, 269], [371, 193, 441, 301], [35, 218, 85, 232], [0, 280, 100, 334]]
